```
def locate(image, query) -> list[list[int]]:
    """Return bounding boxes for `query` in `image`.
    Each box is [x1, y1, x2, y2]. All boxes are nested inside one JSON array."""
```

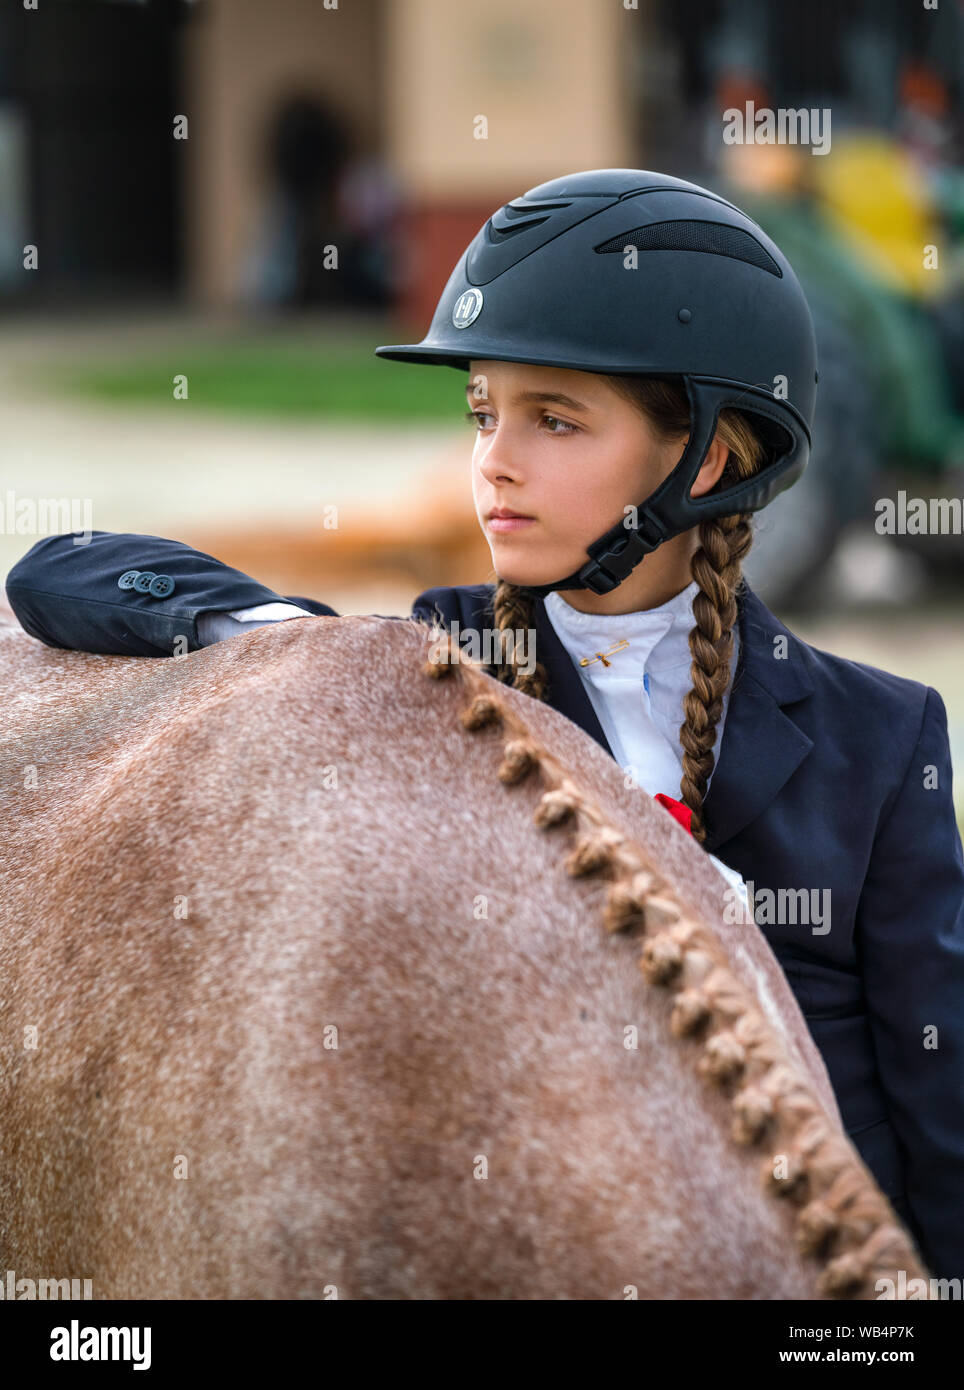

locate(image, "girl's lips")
[[487, 515, 536, 533]]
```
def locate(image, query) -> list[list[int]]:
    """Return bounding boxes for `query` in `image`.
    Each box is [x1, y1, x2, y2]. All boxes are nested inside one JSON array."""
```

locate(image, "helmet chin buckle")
[[579, 512, 668, 595]]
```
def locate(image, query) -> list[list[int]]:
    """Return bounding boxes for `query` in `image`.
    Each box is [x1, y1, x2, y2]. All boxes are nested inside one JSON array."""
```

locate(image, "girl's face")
[[467, 359, 724, 612]]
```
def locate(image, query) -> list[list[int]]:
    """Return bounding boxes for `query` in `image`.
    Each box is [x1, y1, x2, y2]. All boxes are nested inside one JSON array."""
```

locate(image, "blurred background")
[[0, 0, 962, 810]]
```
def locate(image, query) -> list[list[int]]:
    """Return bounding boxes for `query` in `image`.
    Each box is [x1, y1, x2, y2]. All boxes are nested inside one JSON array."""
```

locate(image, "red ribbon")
[[653, 792, 693, 835]]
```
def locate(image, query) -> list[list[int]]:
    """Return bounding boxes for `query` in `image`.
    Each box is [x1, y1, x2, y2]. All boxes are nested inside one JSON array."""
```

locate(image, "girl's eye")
[[542, 414, 576, 435], [463, 410, 576, 435]]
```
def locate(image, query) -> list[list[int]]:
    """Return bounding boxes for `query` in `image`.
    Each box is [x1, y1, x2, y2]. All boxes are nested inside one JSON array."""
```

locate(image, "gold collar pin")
[[579, 638, 630, 668]]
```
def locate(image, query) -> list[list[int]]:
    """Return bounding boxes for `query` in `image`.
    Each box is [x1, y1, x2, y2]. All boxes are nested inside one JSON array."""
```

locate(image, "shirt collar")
[[543, 579, 699, 679]]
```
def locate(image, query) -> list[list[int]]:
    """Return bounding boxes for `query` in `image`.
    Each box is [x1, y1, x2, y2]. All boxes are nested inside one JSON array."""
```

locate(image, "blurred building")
[[0, 0, 633, 329], [0, 0, 960, 330]]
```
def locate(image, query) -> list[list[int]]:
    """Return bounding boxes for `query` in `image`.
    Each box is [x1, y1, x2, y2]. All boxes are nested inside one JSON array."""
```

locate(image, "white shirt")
[[543, 580, 738, 802], [544, 581, 746, 906], [196, 601, 308, 645], [200, 587, 748, 908]]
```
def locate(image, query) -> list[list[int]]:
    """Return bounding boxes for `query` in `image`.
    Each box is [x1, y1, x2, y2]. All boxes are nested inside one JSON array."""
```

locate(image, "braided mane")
[[420, 621, 932, 1300]]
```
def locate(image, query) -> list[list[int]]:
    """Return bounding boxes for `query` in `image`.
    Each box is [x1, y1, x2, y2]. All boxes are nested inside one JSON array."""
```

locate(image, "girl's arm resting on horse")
[[4, 531, 333, 656], [856, 685, 964, 1281], [4, 531, 447, 656]]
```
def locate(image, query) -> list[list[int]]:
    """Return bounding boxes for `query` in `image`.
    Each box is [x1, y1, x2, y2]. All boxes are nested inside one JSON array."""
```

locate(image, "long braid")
[[679, 512, 754, 845], [491, 576, 551, 701]]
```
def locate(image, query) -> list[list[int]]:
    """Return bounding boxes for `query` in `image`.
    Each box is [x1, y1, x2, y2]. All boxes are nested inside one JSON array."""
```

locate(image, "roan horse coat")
[[10, 529, 963, 1276], [0, 604, 934, 1298]]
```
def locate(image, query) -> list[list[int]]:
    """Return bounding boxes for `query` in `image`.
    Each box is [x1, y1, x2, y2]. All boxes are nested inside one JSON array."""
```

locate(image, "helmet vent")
[[489, 200, 574, 241], [594, 220, 782, 277]]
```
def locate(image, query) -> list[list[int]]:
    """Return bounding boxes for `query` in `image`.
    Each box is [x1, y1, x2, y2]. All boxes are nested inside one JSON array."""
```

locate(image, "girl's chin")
[[490, 552, 580, 588]]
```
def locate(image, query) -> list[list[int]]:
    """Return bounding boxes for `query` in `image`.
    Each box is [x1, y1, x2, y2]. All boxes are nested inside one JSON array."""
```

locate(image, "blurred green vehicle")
[[722, 135, 964, 606]]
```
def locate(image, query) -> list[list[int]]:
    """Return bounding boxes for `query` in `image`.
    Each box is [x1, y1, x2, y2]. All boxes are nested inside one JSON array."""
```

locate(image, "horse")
[[0, 606, 932, 1298]]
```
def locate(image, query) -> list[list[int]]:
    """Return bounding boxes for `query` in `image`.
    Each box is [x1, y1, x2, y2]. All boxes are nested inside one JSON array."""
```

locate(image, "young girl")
[[7, 168, 963, 1282]]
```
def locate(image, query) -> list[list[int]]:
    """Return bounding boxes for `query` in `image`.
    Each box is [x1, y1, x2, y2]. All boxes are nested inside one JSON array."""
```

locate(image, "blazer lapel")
[[701, 585, 815, 854]]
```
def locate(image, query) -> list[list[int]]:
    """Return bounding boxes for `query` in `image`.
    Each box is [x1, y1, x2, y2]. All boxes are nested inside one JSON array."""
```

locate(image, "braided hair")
[[490, 374, 766, 846]]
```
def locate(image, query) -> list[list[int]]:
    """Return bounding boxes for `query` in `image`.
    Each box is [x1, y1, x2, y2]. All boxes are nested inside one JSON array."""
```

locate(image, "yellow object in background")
[[810, 132, 944, 299]]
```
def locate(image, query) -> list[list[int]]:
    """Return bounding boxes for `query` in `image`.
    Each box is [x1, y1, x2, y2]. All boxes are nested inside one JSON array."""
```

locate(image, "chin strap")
[[514, 505, 670, 599]]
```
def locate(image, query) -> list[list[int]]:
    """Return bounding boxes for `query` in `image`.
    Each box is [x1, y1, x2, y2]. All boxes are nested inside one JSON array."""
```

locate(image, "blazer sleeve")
[[4, 531, 452, 656], [856, 685, 964, 1279]]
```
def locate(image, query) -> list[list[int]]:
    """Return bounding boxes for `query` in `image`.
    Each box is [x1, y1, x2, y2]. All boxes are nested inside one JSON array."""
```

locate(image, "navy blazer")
[[7, 531, 964, 1280]]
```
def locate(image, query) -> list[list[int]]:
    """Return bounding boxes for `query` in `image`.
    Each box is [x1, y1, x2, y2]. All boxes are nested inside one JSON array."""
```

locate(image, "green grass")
[[50, 340, 468, 422]]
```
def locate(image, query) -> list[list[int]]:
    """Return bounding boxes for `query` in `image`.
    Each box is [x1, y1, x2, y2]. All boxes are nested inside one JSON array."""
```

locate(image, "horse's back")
[[0, 615, 927, 1297]]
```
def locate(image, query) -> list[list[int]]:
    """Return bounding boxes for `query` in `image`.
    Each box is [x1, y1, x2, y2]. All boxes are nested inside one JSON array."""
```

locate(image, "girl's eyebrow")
[[464, 386, 594, 413]]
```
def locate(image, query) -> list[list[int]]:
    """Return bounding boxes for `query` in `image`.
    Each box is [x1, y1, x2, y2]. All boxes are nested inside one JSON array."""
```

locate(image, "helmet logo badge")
[[452, 288, 483, 328]]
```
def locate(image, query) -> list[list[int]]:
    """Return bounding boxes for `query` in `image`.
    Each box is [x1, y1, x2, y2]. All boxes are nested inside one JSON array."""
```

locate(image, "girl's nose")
[[477, 425, 525, 488]]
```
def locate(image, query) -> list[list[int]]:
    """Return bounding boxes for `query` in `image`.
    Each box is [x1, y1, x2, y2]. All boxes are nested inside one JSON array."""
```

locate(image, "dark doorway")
[[0, 0, 195, 308]]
